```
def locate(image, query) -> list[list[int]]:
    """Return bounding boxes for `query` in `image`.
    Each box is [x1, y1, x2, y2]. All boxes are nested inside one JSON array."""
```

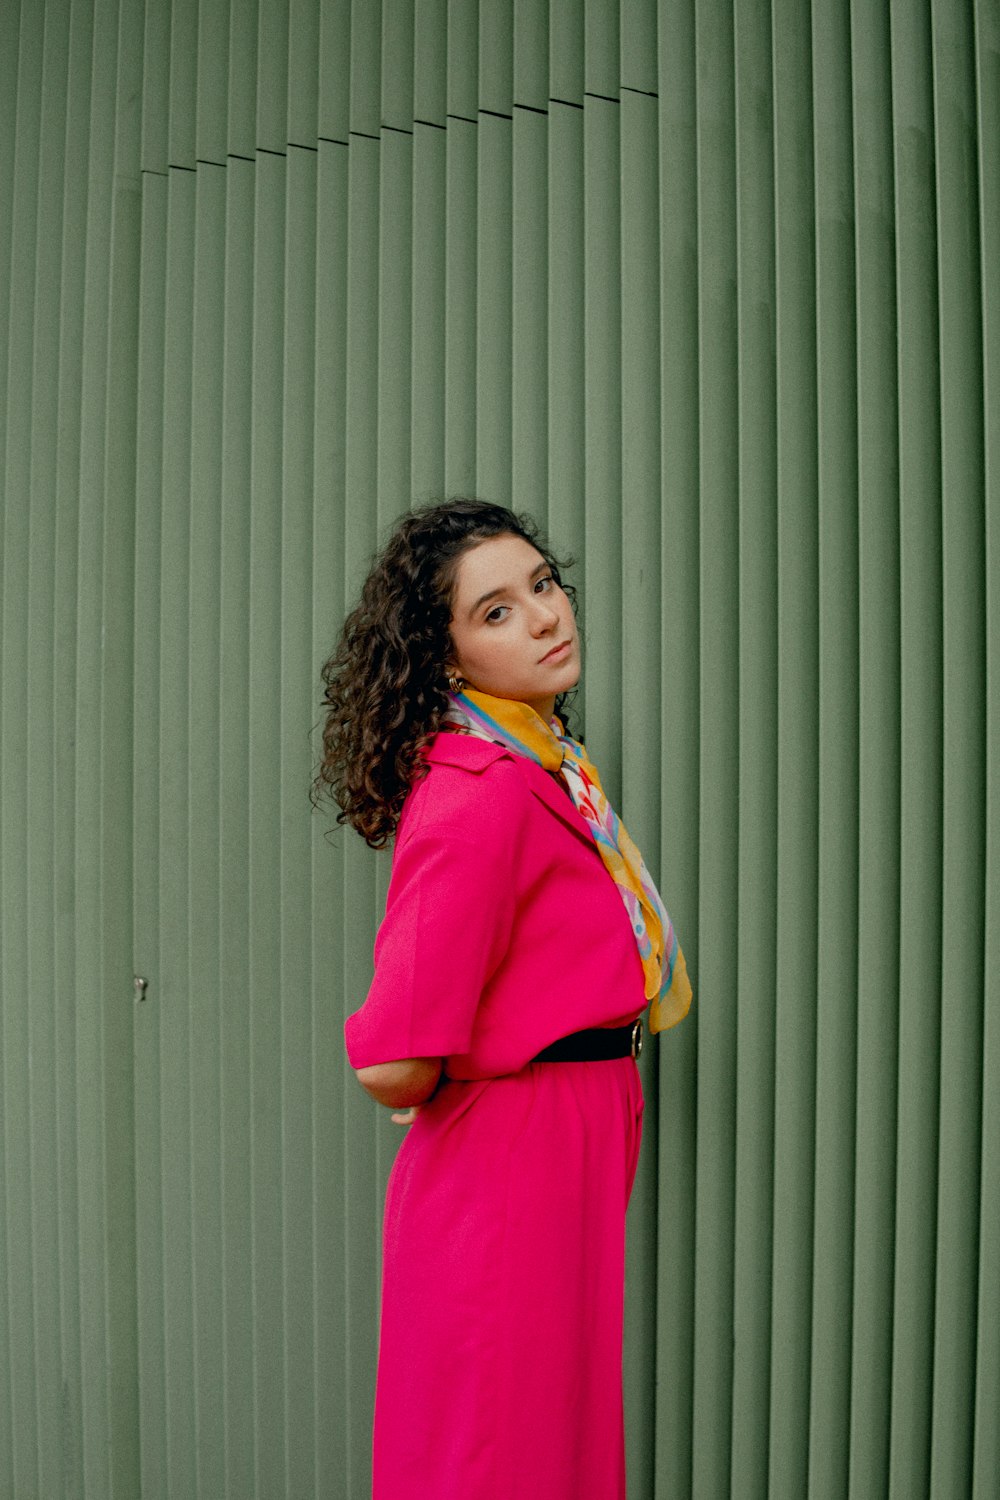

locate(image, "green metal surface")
[[217, 154, 259, 1500], [158, 163, 198, 1499], [550, 0, 584, 104], [378, 129, 413, 515], [282, 144, 320, 1498], [692, 2, 740, 1493], [512, 106, 547, 519], [195, 0, 228, 162], [168, 0, 198, 168], [479, 0, 513, 116], [4, 10, 43, 1496], [655, 4, 700, 1494], [731, 5, 778, 1497], [411, 122, 446, 496], [851, 0, 900, 1492], [0, 3, 997, 1497], [973, 10, 999, 1498], [514, 0, 548, 110], [446, 0, 477, 120], [313, 130, 350, 1500], [381, 0, 414, 131], [546, 103, 584, 547], [888, 5, 941, 1496], [582, 94, 622, 783], [620, 88, 661, 1497], [289, 0, 320, 146], [808, 0, 857, 1494], [414, 0, 447, 125], [476, 111, 513, 499], [444, 113, 476, 492], [350, 0, 382, 138], [257, 0, 290, 152], [134, 165, 168, 1500], [228, 0, 259, 158], [931, 2, 986, 1494], [188, 160, 227, 1499]]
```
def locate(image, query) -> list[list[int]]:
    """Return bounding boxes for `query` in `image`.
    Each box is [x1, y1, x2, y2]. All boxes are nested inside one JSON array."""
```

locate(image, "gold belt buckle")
[[630, 1018, 644, 1059]]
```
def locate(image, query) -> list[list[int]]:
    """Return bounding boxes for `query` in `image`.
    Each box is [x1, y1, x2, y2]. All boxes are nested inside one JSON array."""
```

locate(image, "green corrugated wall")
[[1, 2, 997, 1497]]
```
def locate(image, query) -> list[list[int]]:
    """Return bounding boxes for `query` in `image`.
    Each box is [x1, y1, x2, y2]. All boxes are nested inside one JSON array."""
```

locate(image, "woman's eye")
[[484, 576, 554, 623]]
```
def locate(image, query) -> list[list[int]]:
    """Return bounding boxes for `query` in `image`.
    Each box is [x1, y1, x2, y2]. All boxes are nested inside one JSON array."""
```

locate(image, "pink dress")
[[344, 730, 647, 1498]]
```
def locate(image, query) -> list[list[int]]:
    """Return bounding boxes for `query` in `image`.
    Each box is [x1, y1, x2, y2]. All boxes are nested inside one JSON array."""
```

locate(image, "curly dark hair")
[[311, 498, 581, 849]]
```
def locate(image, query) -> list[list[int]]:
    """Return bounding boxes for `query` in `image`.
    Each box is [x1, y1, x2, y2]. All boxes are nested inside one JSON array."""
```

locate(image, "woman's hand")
[[390, 1105, 421, 1126]]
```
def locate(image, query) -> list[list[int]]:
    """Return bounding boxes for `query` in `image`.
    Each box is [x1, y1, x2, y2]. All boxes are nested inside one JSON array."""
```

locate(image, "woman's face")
[[444, 533, 581, 722]]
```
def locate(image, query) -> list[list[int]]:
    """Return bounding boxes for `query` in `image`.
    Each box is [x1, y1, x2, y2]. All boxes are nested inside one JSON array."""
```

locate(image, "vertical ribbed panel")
[[411, 122, 446, 494], [852, 2, 898, 1492], [889, 6, 940, 1496], [159, 162, 197, 1498], [932, 6, 986, 1495], [282, 141, 319, 1498], [1, 5, 997, 1498], [228, 1, 258, 156], [973, 11, 999, 1497], [4, 12, 43, 1497], [513, 0, 548, 110], [582, 94, 621, 771], [219, 153, 256, 1500], [770, 3, 819, 1497], [312, 135, 349, 1496], [2, 0, 142, 1495], [189, 159, 226, 1499], [511, 106, 547, 517], [341, 123, 382, 1488], [731, 7, 778, 1498], [693, 0, 741, 1486], [477, 111, 513, 497], [134, 162, 168, 1500], [249, 145, 287, 1500], [445, 113, 476, 491], [809, 4, 855, 1498], [378, 129, 413, 514], [546, 101, 584, 540], [620, 87, 660, 1496], [414, 0, 446, 125], [655, 4, 699, 1494]]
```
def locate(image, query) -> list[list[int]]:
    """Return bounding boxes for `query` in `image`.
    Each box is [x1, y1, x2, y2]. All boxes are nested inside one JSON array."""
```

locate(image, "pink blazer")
[[343, 729, 648, 1080]]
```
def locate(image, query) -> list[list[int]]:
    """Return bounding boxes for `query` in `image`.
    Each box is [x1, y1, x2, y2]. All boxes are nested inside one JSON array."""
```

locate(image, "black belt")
[[531, 1018, 644, 1063]]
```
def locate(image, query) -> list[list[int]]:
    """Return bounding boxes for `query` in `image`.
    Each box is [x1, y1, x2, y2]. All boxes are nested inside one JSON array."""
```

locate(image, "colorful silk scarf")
[[441, 686, 692, 1033]]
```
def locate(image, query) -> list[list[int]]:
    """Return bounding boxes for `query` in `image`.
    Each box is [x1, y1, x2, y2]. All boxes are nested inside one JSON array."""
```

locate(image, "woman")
[[313, 498, 691, 1498]]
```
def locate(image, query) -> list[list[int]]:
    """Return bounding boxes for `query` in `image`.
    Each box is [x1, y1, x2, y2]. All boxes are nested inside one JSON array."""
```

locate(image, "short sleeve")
[[343, 819, 518, 1068]]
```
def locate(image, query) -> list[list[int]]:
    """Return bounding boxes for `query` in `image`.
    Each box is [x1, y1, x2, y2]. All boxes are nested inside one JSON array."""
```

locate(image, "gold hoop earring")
[[447, 674, 464, 693]]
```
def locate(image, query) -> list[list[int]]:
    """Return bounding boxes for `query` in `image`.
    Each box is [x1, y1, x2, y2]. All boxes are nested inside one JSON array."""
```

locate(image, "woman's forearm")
[[355, 1056, 443, 1108]]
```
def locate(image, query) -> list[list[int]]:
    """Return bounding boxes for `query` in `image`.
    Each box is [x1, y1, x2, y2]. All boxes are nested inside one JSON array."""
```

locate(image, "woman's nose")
[[530, 600, 561, 632]]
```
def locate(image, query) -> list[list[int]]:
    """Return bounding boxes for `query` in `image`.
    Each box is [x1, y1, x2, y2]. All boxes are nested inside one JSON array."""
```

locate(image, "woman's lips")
[[539, 640, 572, 663]]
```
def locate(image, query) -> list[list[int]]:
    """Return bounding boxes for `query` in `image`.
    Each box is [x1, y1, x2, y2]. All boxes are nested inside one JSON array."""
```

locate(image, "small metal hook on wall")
[[134, 975, 149, 1001]]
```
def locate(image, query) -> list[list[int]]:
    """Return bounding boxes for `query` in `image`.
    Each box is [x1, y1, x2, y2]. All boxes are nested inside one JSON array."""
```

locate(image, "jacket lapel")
[[426, 729, 597, 851], [506, 753, 597, 850]]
